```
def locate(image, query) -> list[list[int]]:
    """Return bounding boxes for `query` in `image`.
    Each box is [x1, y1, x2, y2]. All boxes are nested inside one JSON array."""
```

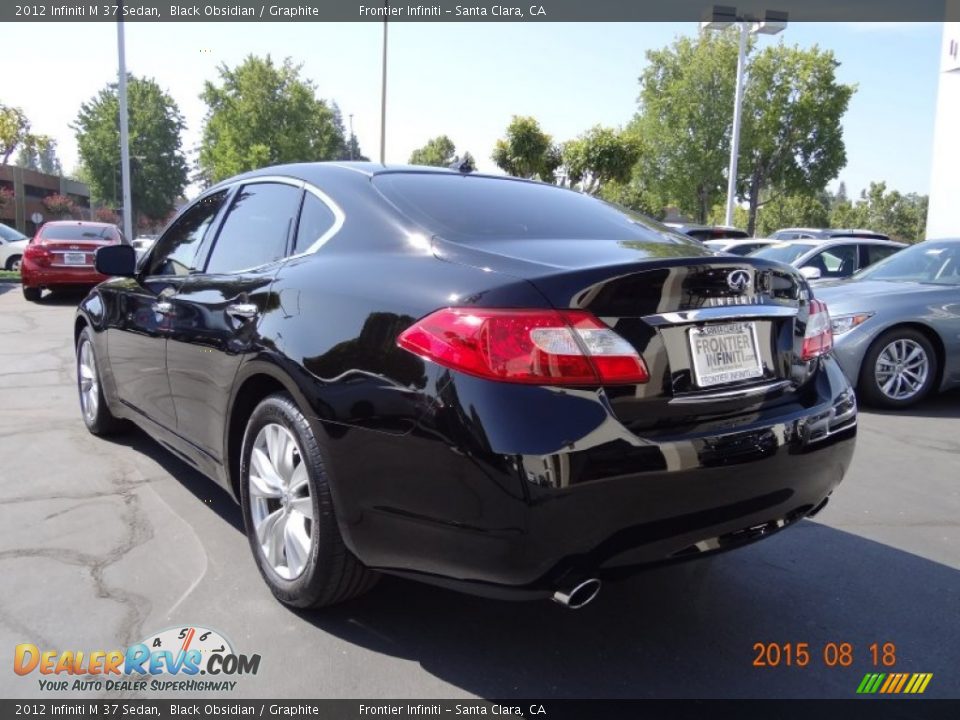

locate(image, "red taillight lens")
[[397, 308, 649, 385], [801, 299, 833, 361], [23, 242, 52, 267]]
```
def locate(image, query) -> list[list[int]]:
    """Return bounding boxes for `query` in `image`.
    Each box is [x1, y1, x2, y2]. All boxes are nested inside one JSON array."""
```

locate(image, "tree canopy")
[[492, 116, 560, 181], [561, 126, 640, 195], [409, 135, 456, 166], [198, 55, 347, 184], [73, 75, 189, 223], [738, 44, 854, 234]]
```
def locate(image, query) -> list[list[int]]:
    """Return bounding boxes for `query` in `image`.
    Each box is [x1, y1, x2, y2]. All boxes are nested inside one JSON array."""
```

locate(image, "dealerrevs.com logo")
[[14, 626, 261, 692]]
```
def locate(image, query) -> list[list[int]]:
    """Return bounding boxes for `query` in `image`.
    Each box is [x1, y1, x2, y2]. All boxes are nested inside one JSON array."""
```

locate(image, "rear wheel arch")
[[225, 364, 318, 501]]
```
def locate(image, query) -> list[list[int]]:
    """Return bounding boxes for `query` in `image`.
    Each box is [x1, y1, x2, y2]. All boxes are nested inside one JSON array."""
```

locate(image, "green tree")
[[492, 116, 560, 181], [561, 125, 640, 195], [198, 55, 346, 183], [409, 135, 456, 166], [15, 135, 62, 175], [830, 182, 928, 243], [711, 192, 830, 237], [0, 105, 36, 166], [73, 75, 189, 224], [738, 45, 855, 235], [634, 30, 742, 223]]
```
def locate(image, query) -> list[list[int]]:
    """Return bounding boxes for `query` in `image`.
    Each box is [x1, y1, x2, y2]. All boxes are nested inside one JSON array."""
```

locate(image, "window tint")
[[148, 191, 228, 276], [373, 173, 698, 246], [866, 244, 901, 266], [295, 193, 336, 253], [205, 183, 301, 274], [751, 243, 815, 265], [41, 224, 116, 241]]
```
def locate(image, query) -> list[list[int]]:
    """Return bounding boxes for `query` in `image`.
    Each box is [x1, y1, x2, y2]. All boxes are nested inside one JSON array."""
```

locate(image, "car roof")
[[765, 238, 906, 249]]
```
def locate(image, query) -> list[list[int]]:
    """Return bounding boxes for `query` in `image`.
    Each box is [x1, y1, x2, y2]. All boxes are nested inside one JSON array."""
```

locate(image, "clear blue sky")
[[4, 21, 941, 199]]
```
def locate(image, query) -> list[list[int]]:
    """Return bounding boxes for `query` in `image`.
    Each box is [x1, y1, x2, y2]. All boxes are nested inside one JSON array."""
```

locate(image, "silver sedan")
[[814, 239, 960, 408]]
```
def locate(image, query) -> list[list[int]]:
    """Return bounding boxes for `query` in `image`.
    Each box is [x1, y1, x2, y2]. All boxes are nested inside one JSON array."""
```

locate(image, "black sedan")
[[76, 163, 857, 610]]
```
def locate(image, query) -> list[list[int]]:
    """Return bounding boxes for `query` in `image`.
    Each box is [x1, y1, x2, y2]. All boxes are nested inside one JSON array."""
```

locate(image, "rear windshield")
[[374, 173, 698, 246], [0, 223, 27, 242], [41, 225, 116, 241], [749, 243, 814, 264]]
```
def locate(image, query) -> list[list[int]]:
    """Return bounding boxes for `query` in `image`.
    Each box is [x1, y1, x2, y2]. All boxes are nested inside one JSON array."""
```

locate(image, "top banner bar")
[[3, 0, 958, 22]]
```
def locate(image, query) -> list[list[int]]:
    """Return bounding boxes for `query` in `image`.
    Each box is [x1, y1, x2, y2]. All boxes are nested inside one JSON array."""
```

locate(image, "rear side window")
[[374, 173, 696, 245], [865, 244, 901, 266], [294, 193, 337, 253], [205, 182, 302, 274]]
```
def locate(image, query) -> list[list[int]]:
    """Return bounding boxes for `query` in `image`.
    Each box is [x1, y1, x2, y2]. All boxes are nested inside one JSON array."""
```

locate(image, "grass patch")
[[0, 270, 21, 283]]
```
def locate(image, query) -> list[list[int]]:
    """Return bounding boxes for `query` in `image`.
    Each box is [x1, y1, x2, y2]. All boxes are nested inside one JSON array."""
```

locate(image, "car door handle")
[[152, 300, 173, 315], [226, 303, 259, 321]]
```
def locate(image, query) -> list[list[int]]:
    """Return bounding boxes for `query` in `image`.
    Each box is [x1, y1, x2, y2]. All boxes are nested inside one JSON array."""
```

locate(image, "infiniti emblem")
[[727, 269, 752, 293]]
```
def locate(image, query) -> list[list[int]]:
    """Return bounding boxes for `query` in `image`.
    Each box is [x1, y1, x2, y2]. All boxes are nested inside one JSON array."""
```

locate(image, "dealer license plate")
[[63, 252, 87, 265], [688, 322, 763, 388]]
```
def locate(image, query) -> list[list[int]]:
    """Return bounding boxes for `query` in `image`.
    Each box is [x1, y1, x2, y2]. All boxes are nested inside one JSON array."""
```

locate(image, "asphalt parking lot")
[[1, 282, 958, 700]]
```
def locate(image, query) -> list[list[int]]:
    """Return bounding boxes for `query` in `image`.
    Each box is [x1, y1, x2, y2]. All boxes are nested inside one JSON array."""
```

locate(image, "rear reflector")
[[801, 299, 833, 361], [397, 308, 649, 385]]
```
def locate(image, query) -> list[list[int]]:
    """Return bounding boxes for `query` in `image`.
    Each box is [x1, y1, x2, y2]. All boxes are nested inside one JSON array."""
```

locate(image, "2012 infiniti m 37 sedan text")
[[75, 163, 857, 610]]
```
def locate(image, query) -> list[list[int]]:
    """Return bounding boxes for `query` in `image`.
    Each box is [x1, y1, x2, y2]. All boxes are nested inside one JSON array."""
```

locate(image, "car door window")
[[204, 182, 302, 274], [810, 244, 858, 278], [865, 244, 901, 266], [147, 190, 228, 276], [294, 192, 337, 253]]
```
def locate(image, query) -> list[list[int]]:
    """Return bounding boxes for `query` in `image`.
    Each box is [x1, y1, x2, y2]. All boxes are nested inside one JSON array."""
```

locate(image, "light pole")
[[116, 6, 134, 243], [349, 113, 355, 160], [701, 6, 787, 227], [379, 8, 388, 164]]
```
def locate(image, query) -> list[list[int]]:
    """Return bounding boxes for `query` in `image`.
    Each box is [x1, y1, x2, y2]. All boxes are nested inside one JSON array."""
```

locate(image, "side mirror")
[[799, 266, 822, 280], [95, 244, 137, 277]]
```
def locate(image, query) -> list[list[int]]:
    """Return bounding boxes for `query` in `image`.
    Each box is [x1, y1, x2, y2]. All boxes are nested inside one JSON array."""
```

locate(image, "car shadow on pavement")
[[293, 522, 960, 699], [101, 428, 244, 533], [34, 289, 90, 306], [0, 282, 18, 297], [860, 388, 960, 420]]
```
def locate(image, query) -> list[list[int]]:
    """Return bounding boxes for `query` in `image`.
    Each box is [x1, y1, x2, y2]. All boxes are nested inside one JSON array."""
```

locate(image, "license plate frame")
[[63, 252, 87, 265], [688, 321, 764, 388]]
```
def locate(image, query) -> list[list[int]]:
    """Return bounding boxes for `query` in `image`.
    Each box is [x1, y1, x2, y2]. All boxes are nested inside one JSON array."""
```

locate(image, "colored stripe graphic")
[[857, 672, 933, 694]]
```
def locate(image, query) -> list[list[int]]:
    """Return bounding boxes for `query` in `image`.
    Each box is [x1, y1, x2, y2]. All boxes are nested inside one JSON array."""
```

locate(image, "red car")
[[21, 221, 125, 301]]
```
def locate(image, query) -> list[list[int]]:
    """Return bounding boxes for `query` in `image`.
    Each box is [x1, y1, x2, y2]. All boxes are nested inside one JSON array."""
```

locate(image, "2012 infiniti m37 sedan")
[[75, 163, 857, 610]]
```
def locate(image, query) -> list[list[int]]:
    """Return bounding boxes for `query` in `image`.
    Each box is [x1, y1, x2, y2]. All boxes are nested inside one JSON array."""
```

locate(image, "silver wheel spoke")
[[250, 448, 284, 498], [283, 518, 311, 576], [875, 339, 928, 400], [289, 496, 313, 520]]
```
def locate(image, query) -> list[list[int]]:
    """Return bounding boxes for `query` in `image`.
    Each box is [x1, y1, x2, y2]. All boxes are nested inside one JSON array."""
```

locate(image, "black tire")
[[76, 326, 127, 435], [858, 328, 938, 409], [22, 285, 41, 302], [240, 392, 377, 608], [5, 254, 21, 271]]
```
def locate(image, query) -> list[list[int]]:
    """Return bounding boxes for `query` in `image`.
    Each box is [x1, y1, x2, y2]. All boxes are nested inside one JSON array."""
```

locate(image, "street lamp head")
[[700, 4, 736, 30], [753, 10, 788, 34]]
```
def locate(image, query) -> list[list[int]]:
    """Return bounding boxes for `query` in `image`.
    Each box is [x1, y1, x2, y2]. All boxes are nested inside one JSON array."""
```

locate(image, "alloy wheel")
[[248, 423, 313, 580], [77, 340, 99, 423], [874, 338, 929, 401]]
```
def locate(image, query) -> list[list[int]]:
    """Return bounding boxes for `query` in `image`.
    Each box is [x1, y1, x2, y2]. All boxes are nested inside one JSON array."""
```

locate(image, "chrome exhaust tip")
[[552, 578, 601, 610]]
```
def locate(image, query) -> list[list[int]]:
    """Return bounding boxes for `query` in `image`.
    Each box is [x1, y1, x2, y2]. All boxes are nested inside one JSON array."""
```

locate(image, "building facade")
[[0, 166, 91, 236], [927, 19, 960, 239]]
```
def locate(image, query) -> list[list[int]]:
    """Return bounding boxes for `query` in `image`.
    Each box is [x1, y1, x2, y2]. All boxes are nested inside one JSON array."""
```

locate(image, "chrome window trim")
[[199, 175, 345, 274]]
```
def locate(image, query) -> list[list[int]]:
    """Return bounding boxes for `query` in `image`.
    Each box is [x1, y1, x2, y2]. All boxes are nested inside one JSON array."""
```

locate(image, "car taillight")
[[23, 243, 52, 267], [801, 299, 833, 361], [397, 308, 649, 385]]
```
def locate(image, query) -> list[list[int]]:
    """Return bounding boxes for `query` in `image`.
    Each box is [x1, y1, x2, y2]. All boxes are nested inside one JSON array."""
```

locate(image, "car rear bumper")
[[20, 259, 108, 288], [319, 355, 857, 598]]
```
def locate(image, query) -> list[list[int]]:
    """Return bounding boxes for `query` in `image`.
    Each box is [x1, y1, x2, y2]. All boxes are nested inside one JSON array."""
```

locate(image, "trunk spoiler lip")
[[642, 304, 799, 327]]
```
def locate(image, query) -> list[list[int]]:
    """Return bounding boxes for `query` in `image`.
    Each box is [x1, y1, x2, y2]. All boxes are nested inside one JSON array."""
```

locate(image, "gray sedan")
[[815, 239, 960, 408]]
